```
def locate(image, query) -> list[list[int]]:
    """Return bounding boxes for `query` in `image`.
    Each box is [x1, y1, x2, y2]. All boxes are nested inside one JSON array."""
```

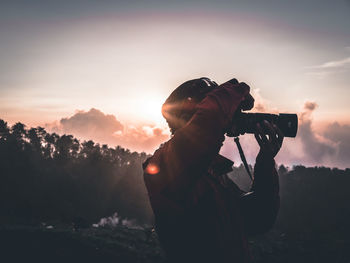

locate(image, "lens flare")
[[145, 163, 159, 175]]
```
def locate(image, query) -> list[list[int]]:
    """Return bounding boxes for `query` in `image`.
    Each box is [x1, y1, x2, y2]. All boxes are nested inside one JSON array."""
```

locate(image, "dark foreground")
[[0, 225, 349, 263]]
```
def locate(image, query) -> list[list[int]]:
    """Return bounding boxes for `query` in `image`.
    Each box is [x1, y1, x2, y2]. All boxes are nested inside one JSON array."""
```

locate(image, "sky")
[[1, 0, 350, 168]]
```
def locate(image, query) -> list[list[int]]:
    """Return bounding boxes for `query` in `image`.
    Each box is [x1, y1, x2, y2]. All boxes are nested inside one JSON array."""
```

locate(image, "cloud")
[[303, 101, 317, 111], [250, 88, 279, 114], [112, 125, 169, 153], [274, 102, 349, 168], [47, 105, 350, 168], [250, 89, 268, 112], [47, 108, 169, 153], [55, 108, 124, 142], [295, 102, 336, 164], [323, 122, 350, 168], [305, 56, 350, 78], [221, 100, 350, 169], [311, 56, 350, 69]]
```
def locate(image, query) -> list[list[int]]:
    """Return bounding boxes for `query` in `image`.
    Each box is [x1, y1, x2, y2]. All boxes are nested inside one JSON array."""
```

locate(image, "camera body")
[[228, 112, 298, 138]]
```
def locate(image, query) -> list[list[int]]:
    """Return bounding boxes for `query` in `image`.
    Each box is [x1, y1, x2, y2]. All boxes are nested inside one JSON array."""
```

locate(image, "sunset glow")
[[0, 1, 349, 167], [130, 95, 166, 125]]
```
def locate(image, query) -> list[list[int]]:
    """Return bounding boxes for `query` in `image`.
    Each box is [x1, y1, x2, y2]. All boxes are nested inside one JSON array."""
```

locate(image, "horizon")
[[1, 115, 349, 171]]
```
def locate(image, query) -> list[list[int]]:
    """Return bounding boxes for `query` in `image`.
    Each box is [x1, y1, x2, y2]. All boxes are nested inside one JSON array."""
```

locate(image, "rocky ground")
[[0, 225, 349, 263]]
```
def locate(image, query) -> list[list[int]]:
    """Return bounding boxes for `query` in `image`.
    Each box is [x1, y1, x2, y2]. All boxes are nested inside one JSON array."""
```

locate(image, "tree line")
[[230, 164, 350, 238], [1, 119, 349, 238], [0, 119, 153, 225]]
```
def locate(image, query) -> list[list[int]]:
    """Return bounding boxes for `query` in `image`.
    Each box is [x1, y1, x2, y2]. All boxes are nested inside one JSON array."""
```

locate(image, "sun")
[[133, 95, 166, 125]]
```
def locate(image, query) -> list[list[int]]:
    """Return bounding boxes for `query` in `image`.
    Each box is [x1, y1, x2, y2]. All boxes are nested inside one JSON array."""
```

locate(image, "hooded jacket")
[[143, 82, 279, 263]]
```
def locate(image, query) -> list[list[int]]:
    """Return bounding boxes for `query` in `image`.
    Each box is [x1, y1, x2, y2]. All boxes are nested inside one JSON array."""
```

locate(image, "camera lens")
[[232, 112, 298, 138], [277, 114, 298, 138]]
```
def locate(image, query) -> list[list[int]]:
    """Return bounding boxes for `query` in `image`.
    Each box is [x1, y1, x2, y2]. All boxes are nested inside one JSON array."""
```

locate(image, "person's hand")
[[255, 120, 284, 159]]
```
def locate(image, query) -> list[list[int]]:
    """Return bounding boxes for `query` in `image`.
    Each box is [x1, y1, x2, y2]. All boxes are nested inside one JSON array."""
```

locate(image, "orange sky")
[[1, 1, 349, 168], [1, 10, 350, 128]]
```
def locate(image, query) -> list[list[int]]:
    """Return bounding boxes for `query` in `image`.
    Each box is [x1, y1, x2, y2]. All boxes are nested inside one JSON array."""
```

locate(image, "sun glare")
[[132, 95, 165, 125]]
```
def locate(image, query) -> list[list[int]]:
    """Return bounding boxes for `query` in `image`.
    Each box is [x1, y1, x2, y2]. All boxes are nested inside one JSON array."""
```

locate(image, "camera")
[[228, 112, 298, 138]]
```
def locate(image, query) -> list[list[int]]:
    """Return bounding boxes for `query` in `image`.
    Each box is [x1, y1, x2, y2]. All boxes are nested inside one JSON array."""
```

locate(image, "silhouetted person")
[[143, 78, 284, 263]]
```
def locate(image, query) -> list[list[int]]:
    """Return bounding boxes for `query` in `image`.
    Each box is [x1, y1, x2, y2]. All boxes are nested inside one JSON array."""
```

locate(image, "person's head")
[[162, 77, 218, 134]]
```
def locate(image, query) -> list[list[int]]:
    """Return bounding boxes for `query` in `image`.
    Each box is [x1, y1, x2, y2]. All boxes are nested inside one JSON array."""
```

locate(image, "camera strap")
[[234, 137, 253, 181]]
